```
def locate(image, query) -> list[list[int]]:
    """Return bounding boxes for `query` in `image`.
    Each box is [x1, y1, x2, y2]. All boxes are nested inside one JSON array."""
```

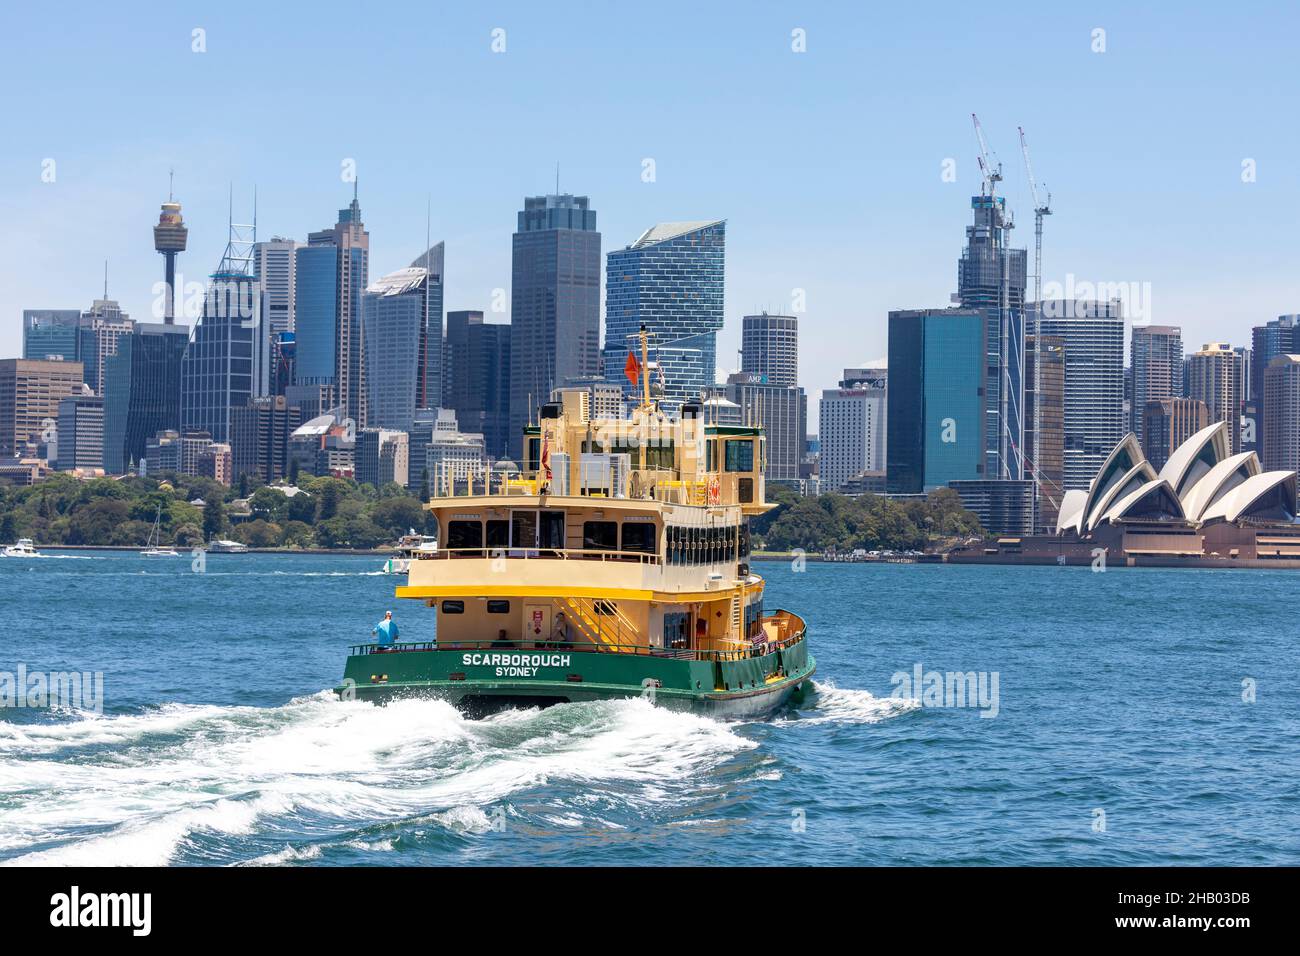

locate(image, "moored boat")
[[337, 329, 815, 717]]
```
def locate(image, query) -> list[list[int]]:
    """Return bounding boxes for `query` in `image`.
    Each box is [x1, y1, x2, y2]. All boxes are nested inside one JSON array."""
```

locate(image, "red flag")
[[624, 349, 640, 387], [541, 432, 552, 481]]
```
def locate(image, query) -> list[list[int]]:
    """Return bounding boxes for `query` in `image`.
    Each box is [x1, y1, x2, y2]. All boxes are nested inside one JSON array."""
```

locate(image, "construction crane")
[[1018, 125, 1054, 528], [972, 113, 1003, 199]]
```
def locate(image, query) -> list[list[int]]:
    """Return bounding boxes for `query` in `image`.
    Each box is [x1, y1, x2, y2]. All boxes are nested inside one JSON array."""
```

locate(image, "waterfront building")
[[948, 479, 1036, 536], [295, 190, 370, 427], [197, 442, 232, 485], [1186, 342, 1243, 454], [819, 369, 886, 493], [356, 428, 410, 489], [509, 194, 601, 458], [886, 308, 984, 494], [602, 220, 725, 412], [362, 252, 442, 435], [1035, 299, 1125, 490], [1130, 325, 1183, 447], [103, 324, 188, 474], [741, 313, 798, 387], [954, 421, 1300, 565], [230, 394, 301, 483], [22, 310, 83, 361], [288, 410, 353, 479], [958, 195, 1027, 480], [1024, 335, 1065, 533], [0, 358, 85, 457], [55, 392, 103, 471], [1142, 398, 1210, 473]]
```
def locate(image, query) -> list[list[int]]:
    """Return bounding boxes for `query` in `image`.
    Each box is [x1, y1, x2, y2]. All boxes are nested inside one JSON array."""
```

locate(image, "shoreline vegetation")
[[0, 472, 984, 555]]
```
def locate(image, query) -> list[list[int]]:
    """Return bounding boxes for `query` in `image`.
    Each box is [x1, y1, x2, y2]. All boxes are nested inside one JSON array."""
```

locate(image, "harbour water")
[[0, 551, 1296, 866]]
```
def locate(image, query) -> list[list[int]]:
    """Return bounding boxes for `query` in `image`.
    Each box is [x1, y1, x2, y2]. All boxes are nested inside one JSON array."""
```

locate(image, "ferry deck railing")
[[348, 619, 806, 664]]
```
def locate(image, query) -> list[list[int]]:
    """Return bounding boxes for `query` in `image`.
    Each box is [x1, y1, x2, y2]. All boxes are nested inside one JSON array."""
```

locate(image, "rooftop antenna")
[[103, 260, 108, 301], [555, 162, 560, 196], [168, 167, 174, 202]]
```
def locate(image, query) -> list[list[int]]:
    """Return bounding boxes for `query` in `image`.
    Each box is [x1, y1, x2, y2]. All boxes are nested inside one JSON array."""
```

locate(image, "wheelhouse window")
[[446, 521, 482, 551], [486, 600, 510, 614], [583, 520, 619, 551], [621, 522, 657, 554], [725, 439, 754, 472], [441, 600, 465, 614]]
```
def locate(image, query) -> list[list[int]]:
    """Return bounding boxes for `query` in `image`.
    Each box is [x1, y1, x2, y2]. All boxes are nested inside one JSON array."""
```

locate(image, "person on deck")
[[491, 629, 513, 649], [550, 611, 570, 649], [373, 611, 399, 647]]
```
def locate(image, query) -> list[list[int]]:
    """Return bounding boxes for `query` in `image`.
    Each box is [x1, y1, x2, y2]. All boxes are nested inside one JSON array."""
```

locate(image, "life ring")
[[707, 476, 721, 504]]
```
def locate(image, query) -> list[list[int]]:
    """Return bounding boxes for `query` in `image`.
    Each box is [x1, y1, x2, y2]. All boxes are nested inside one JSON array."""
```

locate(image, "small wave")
[[775, 682, 921, 726]]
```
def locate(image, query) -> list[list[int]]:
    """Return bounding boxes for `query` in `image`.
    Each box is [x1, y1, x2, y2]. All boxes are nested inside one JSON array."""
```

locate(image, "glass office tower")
[[602, 220, 725, 412]]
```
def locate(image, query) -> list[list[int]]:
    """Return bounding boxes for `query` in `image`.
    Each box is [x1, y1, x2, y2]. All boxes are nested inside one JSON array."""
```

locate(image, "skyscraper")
[[362, 251, 442, 435], [102, 323, 188, 473], [445, 310, 511, 460], [886, 308, 985, 493], [1262, 354, 1300, 479], [602, 220, 725, 412], [295, 190, 370, 427], [356, 428, 410, 489], [79, 297, 134, 397], [181, 217, 269, 443], [230, 394, 301, 483], [0, 359, 85, 457], [726, 372, 806, 483], [1035, 299, 1125, 490], [958, 195, 1027, 480], [22, 310, 83, 361], [741, 313, 798, 386], [1130, 325, 1184, 447], [509, 194, 601, 459], [254, 237, 301, 341], [1024, 335, 1065, 532], [152, 184, 187, 325], [1186, 342, 1243, 454]]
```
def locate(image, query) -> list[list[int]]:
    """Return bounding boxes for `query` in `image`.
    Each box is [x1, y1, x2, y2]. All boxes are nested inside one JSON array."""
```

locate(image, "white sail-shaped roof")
[[1084, 461, 1157, 532], [1199, 471, 1298, 524], [1157, 421, 1229, 502], [1179, 452, 1260, 522], [1056, 489, 1089, 535], [1075, 434, 1146, 534]]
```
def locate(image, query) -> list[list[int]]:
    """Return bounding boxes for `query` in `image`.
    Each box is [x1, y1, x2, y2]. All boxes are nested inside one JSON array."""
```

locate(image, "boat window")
[[622, 522, 657, 554], [583, 521, 618, 551], [739, 521, 751, 558], [441, 600, 465, 614], [486, 600, 510, 614], [738, 477, 754, 504], [664, 611, 689, 648], [446, 521, 482, 551], [540, 511, 566, 550], [511, 511, 538, 549], [645, 440, 675, 470], [725, 439, 754, 472], [485, 520, 509, 549], [593, 600, 617, 616]]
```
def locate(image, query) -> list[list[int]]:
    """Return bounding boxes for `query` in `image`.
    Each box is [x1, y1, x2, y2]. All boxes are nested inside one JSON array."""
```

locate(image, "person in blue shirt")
[[373, 611, 399, 647]]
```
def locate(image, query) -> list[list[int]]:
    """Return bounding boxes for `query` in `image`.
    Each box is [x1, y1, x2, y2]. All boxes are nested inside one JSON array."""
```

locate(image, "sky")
[[3, 1, 1299, 433]]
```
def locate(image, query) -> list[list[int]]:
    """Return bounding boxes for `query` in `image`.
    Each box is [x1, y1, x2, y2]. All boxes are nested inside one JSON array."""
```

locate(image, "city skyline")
[[6, 3, 1300, 429]]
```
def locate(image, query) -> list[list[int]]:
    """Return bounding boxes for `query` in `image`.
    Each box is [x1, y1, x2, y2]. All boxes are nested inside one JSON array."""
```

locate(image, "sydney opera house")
[[950, 421, 1300, 567]]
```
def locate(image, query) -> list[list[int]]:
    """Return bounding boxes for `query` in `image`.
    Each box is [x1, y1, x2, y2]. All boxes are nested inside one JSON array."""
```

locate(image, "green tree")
[[203, 498, 225, 541]]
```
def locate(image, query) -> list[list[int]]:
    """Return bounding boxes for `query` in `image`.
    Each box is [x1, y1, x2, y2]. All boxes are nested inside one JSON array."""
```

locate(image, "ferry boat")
[[337, 330, 814, 718], [2, 538, 39, 558]]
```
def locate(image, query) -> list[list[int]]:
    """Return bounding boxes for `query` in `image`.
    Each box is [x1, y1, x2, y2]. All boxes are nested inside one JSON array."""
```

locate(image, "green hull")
[[335, 638, 815, 720]]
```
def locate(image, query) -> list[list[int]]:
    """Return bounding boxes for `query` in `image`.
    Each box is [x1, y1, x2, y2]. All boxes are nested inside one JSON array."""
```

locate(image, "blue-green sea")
[[0, 551, 1296, 866]]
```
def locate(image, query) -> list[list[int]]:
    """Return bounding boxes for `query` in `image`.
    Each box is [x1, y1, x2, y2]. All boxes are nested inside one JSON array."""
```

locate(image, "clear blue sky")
[[3, 1, 1298, 431]]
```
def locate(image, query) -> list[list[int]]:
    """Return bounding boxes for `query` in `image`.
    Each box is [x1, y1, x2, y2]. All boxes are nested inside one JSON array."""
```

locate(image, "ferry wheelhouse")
[[337, 336, 814, 717]]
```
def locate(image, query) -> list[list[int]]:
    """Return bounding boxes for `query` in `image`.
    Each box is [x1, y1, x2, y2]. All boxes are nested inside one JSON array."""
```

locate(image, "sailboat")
[[141, 505, 180, 557]]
